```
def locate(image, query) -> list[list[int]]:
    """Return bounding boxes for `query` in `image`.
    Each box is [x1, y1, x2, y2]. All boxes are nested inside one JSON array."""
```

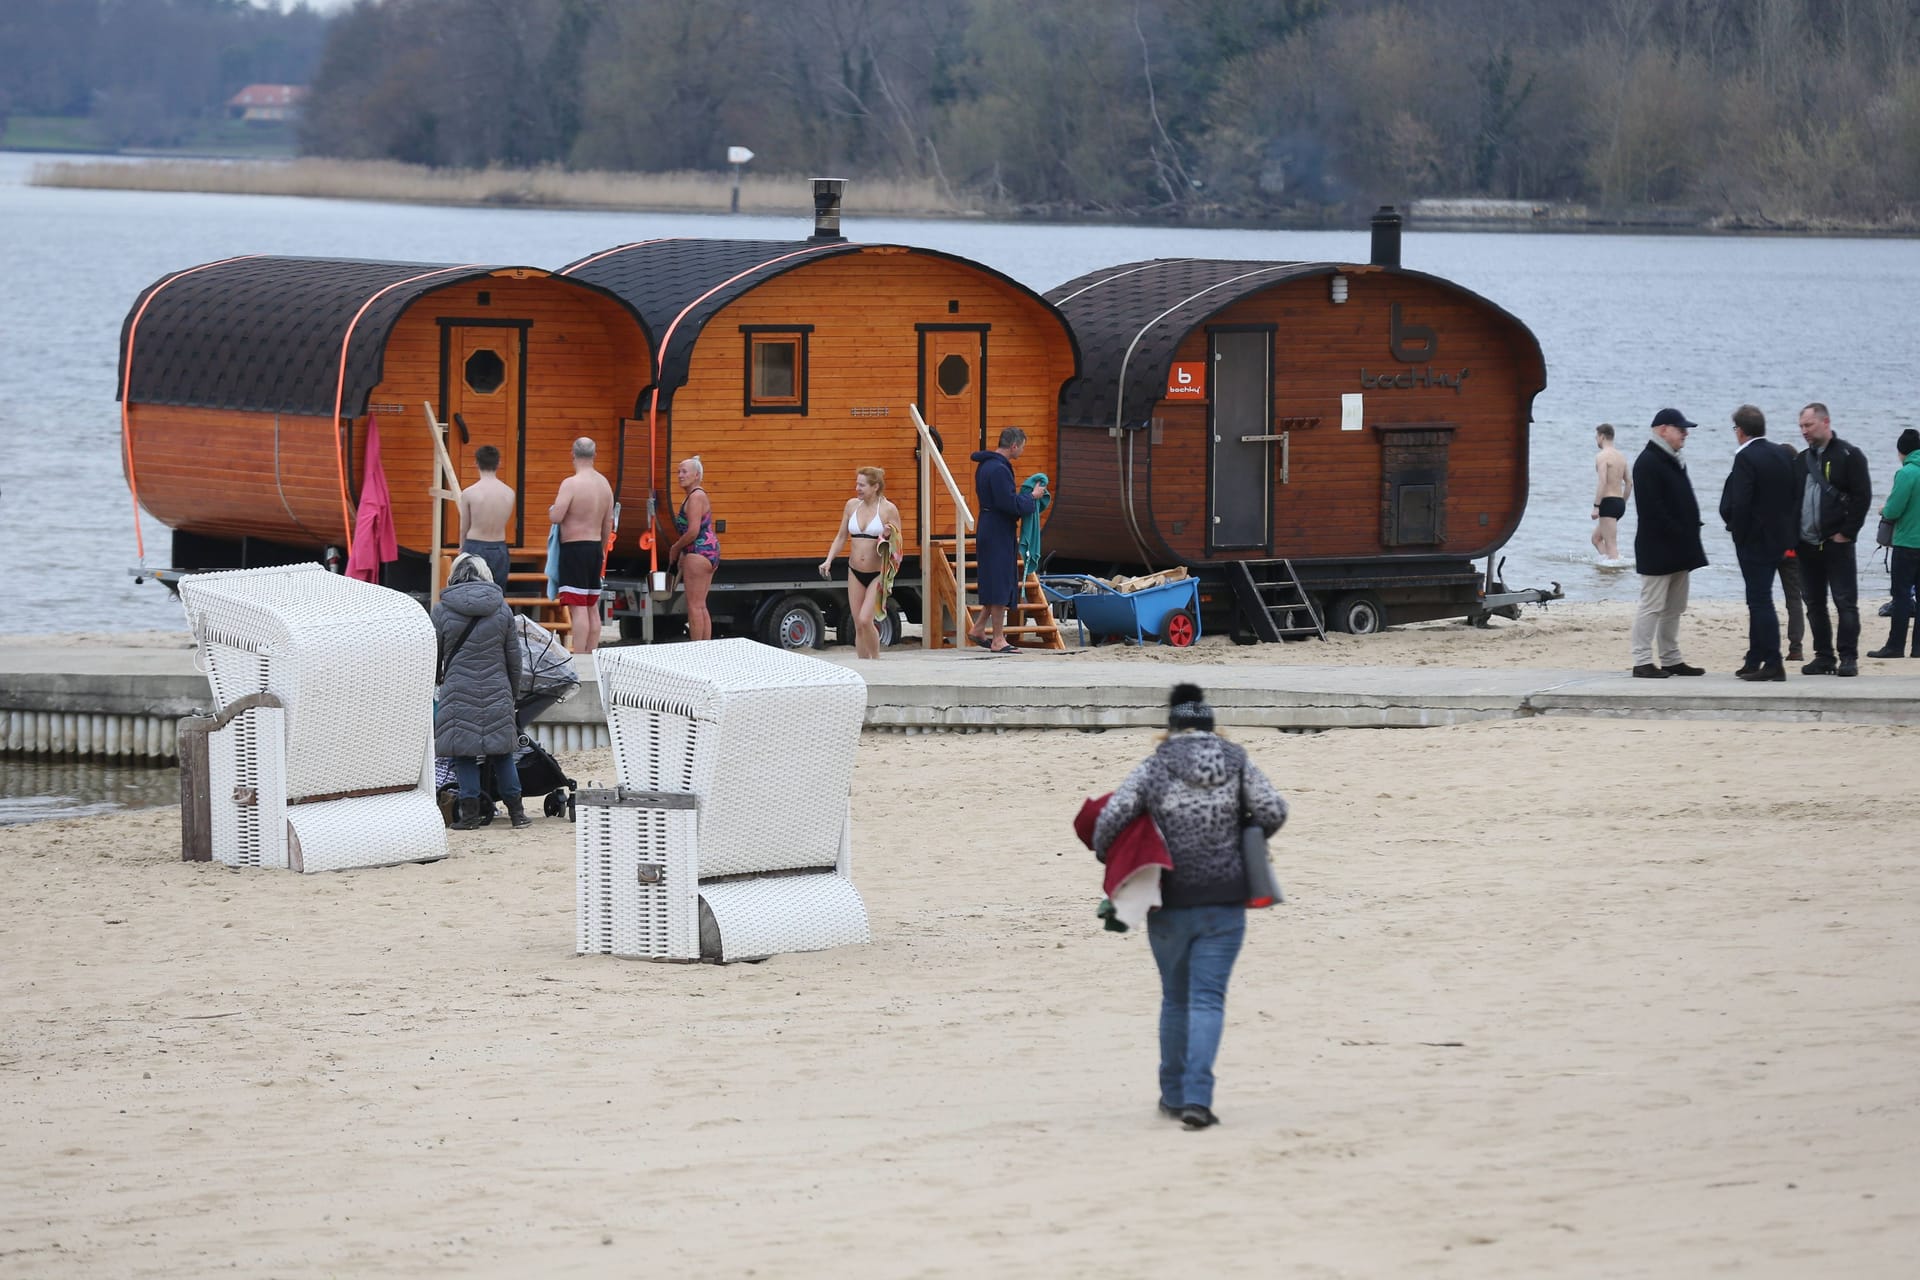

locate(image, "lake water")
[[2, 150, 1917, 638]]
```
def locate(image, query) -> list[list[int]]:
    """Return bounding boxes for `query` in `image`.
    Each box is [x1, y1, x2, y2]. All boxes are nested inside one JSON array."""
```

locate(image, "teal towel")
[[1019, 471, 1052, 577], [544, 525, 561, 599]]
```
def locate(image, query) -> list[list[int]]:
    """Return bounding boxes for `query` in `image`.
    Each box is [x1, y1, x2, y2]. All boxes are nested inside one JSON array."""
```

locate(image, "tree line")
[[7, 1, 1919, 225], [0, 0, 329, 148]]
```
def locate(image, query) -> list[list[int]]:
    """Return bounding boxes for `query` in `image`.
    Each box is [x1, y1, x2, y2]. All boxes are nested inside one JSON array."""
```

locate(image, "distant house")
[[227, 85, 307, 122]]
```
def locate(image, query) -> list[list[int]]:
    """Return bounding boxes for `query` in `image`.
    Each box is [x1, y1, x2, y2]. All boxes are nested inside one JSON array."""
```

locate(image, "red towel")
[[1075, 793, 1173, 898], [346, 415, 398, 583]]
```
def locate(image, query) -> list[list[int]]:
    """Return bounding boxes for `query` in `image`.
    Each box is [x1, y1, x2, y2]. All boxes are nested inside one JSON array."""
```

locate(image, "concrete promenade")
[[2, 642, 1916, 759]]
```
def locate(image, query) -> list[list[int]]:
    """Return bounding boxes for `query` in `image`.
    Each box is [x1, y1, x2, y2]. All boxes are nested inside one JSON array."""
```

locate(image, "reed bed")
[[30, 157, 986, 218]]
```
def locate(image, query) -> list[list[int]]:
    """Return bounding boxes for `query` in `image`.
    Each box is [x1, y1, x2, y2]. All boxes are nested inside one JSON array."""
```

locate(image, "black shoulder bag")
[[1239, 769, 1284, 908], [436, 615, 482, 687]]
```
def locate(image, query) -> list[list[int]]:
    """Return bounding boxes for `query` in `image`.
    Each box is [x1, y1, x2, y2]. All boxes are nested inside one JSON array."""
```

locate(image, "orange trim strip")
[[330, 265, 481, 555], [119, 255, 267, 562]]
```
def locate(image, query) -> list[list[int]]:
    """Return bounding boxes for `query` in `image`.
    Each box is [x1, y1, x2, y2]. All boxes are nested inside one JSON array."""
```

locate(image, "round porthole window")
[[937, 353, 970, 397], [465, 349, 505, 395]]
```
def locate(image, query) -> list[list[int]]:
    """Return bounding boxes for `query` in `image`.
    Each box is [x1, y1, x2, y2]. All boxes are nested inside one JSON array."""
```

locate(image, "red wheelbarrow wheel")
[[1163, 608, 1197, 647]]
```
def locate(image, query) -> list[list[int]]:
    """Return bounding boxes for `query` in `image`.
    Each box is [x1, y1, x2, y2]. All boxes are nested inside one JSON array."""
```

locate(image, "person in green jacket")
[[1868, 428, 1920, 658]]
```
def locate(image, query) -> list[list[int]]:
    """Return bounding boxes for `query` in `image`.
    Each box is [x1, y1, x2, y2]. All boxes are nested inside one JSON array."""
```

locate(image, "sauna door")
[[440, 322, 527, 545], [1208, 328, 1273, 551], [917, 325, 987, 540]]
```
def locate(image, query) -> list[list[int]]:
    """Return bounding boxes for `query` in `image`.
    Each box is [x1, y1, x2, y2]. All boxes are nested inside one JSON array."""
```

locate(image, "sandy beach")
[[4, 700, 1918, 1276]]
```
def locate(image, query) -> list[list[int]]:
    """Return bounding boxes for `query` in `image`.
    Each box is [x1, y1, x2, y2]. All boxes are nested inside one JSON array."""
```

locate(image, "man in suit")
[[1719, 405, 1798, 681], [1794, 402, 1874, 677], [1630, 408, 1709, 678]]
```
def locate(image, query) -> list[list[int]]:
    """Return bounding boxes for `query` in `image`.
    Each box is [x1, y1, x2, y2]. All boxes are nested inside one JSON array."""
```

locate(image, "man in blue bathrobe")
[[970, 427, 1047, 653]]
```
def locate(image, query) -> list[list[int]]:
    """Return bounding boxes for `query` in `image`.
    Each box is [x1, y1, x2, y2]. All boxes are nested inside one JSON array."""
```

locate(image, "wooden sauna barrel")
[[119, 257, 654, 582], [1041, 258, 1546, 574], [559, 239, 1079, 569]]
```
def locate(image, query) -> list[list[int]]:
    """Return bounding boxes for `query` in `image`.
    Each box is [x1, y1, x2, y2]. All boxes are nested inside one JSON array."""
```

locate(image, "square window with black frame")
[[743, 328, 810, 415]]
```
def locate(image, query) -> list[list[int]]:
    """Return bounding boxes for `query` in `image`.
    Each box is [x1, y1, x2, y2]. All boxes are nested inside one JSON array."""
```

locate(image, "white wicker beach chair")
[[580, 637, 871, 962], [177, 563, 447, 872]]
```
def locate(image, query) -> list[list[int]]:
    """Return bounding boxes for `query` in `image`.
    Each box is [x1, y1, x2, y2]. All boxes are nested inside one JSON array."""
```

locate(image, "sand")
[[3, 710, 1918, 1277]]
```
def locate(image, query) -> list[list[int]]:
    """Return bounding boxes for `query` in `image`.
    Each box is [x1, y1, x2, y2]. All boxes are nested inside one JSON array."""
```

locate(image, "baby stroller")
[[436, 616, 582, 824]]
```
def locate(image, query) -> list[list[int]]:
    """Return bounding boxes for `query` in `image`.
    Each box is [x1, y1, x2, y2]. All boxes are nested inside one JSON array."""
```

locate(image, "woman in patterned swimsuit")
[[667, 456, 720, 641]]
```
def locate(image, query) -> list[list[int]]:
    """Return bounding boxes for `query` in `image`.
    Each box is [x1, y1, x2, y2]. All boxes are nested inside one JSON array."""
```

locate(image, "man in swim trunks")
[[1591, 423, 1631, 561], [457, 444, 515, 590], [548, 436, 614, 654]]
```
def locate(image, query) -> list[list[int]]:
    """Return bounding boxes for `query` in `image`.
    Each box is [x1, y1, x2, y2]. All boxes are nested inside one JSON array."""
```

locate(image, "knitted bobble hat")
[[1898, 428, 1920, 457], [1167, 682, 1214, 732]]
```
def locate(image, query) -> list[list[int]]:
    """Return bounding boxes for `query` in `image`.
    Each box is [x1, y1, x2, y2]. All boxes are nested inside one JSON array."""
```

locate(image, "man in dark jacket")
[[1719, 405, 1799, 681], [1794, 402, 1874, 676], [969, 427, 1046, 654], [1629, 408, 1710, 678]]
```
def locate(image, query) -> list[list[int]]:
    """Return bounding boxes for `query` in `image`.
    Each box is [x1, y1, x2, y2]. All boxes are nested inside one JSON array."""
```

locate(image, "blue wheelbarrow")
[[1039, 575, 1202, 647]]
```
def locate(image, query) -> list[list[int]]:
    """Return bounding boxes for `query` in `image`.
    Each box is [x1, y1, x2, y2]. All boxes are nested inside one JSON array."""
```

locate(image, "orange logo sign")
[[1167, 362, 1206, 397]]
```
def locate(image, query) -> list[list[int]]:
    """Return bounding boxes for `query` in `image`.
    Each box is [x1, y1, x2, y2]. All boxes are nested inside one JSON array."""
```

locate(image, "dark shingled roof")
[[1046, 258, 1541, 430], [117, 256, 650, 419], [1047, 259, 1323, 430], [559, 238, 1079, 398]]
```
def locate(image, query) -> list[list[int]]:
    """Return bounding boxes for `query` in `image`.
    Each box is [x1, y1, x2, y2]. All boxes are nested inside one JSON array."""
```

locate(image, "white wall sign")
[[1341, 392, 1363, 431]]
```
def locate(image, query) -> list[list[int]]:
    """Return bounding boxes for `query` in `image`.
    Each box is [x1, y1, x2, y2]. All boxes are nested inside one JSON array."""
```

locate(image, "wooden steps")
[[924, 539, 1065, 650], [439, 549, 572, 638]]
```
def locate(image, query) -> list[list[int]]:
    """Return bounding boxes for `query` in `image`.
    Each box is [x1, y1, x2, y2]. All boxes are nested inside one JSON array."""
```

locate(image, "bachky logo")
[[1166, 361, 1206, 397], [1389, 303, 1437, 363]]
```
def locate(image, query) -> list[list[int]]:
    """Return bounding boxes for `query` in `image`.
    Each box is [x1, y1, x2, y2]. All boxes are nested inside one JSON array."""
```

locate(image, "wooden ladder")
[[438, 549, 572, 641], [925, 539, 1065, 650]]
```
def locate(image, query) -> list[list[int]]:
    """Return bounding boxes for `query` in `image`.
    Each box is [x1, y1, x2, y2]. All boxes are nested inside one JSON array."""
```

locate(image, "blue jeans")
[[453, 753, 521, 801], [1146, 904, 1246, 1109]]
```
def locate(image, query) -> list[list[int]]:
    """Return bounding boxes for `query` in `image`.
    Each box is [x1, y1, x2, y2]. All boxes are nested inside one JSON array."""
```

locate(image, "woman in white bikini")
[[819, 466, 903, 659]]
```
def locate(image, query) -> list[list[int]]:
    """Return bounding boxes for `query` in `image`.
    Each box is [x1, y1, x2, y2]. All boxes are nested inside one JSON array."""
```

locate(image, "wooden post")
[[920, 419, 933, 650], [910, 404, 975, 651], [422, 403, 461, 605], [177, 714, 215, 861]]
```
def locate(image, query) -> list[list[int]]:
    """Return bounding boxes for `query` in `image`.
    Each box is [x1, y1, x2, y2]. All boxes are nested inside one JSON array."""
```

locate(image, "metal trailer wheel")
[[760, 593, 826, 650], [1163, 608, 1198, 647], [876, 601, 905, 646], [832, 599, 904, 647], [1329, 592, 1386, 635]]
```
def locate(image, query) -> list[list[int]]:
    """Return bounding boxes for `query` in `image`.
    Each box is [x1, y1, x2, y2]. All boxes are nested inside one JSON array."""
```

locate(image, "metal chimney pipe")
[[1370, 205, 1402, 267], [809, 178, 848, 243]]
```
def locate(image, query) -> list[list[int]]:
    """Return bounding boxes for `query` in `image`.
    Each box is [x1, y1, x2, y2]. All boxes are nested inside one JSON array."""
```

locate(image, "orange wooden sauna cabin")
[[1042, 209, 1560, 639], [558, 192, 1080, 646], [118, 257, 655, 615]]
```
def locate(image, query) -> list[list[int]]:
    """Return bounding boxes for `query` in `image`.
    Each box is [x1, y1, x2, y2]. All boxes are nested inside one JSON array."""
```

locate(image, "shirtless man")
[[548, 437, 614, 653], [457, 445, 515, 590], [1591, 423, 1632, 562]]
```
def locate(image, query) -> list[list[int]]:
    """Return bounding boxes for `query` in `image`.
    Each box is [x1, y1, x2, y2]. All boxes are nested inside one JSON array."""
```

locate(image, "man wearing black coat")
[[1630, 408, 1710, 678], [1794, 402, 1874, 677], [1719, 404, 1798, 681]]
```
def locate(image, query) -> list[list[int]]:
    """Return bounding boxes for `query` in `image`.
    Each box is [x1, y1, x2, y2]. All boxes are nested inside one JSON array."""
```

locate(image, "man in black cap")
[[1719, 404, 1798, 680], [1793, 403, 1873, 676], [1629, 408, 1708, 678]]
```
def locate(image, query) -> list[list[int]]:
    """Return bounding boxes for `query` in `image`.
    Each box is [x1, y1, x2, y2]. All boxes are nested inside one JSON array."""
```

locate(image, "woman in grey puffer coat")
[[1092, 682, 1287, 1130], [432, 553, 528, 829]]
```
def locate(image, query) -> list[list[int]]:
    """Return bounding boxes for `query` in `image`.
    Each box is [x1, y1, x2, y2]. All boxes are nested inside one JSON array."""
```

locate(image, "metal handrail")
[[910, 404, 975, 649]]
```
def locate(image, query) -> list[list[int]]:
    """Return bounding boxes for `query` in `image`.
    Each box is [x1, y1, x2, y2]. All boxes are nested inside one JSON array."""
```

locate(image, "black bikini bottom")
[[848, 566, 880, 587]]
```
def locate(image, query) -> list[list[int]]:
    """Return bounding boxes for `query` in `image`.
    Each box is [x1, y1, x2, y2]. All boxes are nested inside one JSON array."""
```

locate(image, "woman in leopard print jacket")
[[1092, 682, 1287, 1130]]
